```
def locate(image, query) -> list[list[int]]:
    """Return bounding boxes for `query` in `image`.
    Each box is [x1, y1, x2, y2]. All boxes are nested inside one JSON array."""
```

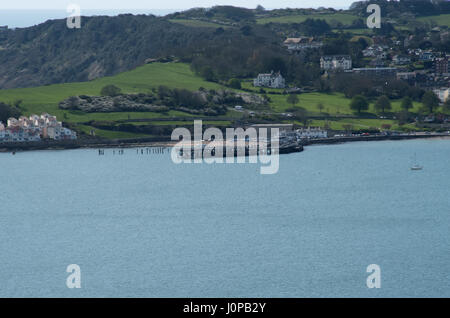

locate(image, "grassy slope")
[[256, 13, 359, 25], [0, 62, 222, 123], [0, 62, 418, 137], [418, 14, 450, 27]]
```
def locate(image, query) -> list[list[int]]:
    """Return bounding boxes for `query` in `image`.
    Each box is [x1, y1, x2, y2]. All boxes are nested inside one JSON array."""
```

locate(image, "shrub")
[[101, 85, 122, 97], [228, 78, 242, 89]]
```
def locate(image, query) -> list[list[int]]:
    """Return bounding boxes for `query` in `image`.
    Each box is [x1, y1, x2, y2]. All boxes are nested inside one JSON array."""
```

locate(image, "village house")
[[320, 55, 352, 71], [296, 127, 328, 139], [362, 45, 386, 58], [419, 51, 434, 61], [370, 57, 386, 68], [392, 55, 411, 65], [0, 113, 77, 143], [253, 71, 286, 89], [279, 127, 328, 142], [284, 37, 323, 53]]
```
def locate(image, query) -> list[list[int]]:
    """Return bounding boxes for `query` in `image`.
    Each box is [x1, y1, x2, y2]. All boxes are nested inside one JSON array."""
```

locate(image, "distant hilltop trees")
[[349, 0, 450, 17]]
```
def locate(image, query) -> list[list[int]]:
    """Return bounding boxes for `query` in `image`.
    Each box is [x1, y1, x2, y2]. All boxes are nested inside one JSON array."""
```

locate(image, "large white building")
[[253, 71, 286, 89], [0, 113, 77, 143], [320, 55, 352, 71]]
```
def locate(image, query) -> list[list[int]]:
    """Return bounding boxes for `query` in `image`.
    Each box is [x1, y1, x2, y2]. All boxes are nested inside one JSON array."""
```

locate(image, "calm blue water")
[[0, 139, 449, 297]]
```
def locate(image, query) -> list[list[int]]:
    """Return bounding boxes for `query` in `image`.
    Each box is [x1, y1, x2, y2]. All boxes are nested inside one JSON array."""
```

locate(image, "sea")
[[0, 138, 449, 297]]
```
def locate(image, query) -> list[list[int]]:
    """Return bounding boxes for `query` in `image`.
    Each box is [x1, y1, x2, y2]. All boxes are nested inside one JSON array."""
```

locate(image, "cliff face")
[[0, 15, 212, 89]]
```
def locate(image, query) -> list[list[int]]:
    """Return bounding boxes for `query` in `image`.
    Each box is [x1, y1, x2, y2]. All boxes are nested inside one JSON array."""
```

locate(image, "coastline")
[[303, 133, 450, 146], [1, 133, 449, 153]]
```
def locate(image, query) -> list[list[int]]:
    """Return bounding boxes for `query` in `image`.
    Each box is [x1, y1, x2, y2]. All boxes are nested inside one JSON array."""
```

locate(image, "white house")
[[296, 127, 328, 139], [62, 127, 77, 140], [7, 118, 18, 127], [392, 55, 411, 65], [284, 37, 323, 52], [320, 55, 352, 71], [253, 71, 286, 89], [433, 88, 450, 103]]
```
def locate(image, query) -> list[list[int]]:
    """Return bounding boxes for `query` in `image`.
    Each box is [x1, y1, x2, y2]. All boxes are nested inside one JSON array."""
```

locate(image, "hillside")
[[1, 3, 449, 91], [0, 62, 420, 138], [0, 62, 222, 120], [0, 14, 215, 89], [0, 2, 448, 139]]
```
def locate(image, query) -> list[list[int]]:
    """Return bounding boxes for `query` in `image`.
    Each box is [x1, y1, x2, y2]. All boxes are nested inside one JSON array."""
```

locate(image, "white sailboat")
[[411, 153, 423, 171]]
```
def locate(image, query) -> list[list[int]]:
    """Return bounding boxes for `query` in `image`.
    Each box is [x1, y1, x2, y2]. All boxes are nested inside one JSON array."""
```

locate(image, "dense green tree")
[[374, 95, 392, 114], [443, 98, 450, 114], [157, 85, 171, 99], [350, 95, 369, 114], [200, 66, 215, 82], [292, 106, 309, 126], [317, 102, 324, 113], [265, 57, 287, 77], [293, 18, 331, 36], [228, 78, 242, 89], [401, 96, 414, 111], [421, 91, 440, 113], [255, 5, 265, 12], [240, 25, 252, 36], [0, 102, 21, 123], [13, 99, 23, 108], [287, 94, 299, 107]]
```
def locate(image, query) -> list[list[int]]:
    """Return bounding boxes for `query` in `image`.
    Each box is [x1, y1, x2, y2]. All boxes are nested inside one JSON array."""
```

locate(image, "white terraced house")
[[253, 71, 286, 89], [296, 127, 328, 139], [0, 113, 77, 143], [320, 55, 352, 71]]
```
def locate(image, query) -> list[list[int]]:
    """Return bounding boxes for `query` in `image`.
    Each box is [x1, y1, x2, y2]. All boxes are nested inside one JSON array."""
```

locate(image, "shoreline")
[[303, 133, 450, 146], [1, 133, 450, 153]]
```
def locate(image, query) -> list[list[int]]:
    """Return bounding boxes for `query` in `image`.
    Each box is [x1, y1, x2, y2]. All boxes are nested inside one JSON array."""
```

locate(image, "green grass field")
[[418, 14, 450, 27], [256, 13, 359, 25], [269, 92, 354, 114], [271, 92, 422, 114]]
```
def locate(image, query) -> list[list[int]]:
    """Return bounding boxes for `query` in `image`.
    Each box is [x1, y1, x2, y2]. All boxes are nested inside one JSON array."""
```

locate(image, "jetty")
[[177, 141, 303, 159]]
